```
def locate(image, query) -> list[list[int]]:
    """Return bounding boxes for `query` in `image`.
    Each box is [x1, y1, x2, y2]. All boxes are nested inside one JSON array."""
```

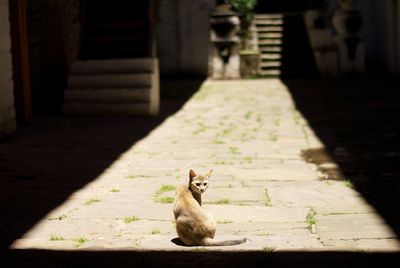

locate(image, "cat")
[[173, 169, 246, 246]]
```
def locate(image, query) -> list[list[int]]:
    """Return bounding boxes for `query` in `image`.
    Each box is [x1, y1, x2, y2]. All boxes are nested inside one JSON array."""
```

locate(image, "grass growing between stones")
[[344, 179, 354, 188], [257, 232, 270, 236], [244, 111, 253, 119], [151, 228, 161, 234], [216, 220, 233, 224], [306, 208, 317, 226], [48, 214, 67, 221], [125, 174, 151, 179], [242, 156, 254, 164], [263, 246, 276, 252], [155, 185, 176, 195], [154, 185, 176, 203], [110, 188, 120, 193], [84, 198, 100, 206], [124, 216, 140, 223], [229, 146, 240, 155], [191, 247, 208, 252], [49, 235, 65, 241], [208, 198, 230, 205], [73, 237, 88, 247], [264, 189, 272, 207], [156, 197, 174, 203]]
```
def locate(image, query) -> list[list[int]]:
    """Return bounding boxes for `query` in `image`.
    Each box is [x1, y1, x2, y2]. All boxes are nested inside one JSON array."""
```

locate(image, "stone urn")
[[332, 0, 364, 73], [210, 3, 240, 64]]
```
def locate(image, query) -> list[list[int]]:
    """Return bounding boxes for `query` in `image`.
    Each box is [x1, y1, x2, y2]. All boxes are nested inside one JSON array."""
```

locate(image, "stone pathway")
[[5, 79, 400, 252]]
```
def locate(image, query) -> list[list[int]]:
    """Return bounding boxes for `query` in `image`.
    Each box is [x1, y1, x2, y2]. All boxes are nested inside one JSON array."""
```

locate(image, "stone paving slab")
[[2, 79, 400, 254]]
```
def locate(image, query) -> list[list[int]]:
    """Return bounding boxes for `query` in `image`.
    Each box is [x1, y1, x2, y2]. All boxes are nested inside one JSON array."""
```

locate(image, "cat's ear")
[[189, 169, 197, 180], [205, 169, 213, 178]]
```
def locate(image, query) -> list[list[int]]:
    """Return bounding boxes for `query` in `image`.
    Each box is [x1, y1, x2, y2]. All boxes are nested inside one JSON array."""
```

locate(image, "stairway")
[[254, 13, 318, 78], [63, 0, 159, 116], [254, 14, 283, 77], [63, 58, 159, 115]]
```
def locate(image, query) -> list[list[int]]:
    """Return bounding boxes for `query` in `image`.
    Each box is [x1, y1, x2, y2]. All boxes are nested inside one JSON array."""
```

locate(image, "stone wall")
[[157, 0, 215, 77], [0, 0, 16, 138]]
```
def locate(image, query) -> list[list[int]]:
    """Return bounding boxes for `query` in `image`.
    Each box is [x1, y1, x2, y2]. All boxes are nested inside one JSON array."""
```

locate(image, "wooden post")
[[9, 0, 32, 123]]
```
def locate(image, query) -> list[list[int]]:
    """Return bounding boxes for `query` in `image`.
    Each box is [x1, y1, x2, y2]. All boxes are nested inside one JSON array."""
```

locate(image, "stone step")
[[254, 18, 284, 26], [70, 58, 155, 74], [260, 46, 282, 53], [260, 53, 282, 60], [63, 102, 151, 116], [68, 73, 153, 88], [259, 61, 282, 68], [258, 32, 283, 39], [255, 14, 284, 20], [258, 39, 283, 45], [64, 88, 151, 103], [258, 69, 281, 76], [256, 26, 283, 32]]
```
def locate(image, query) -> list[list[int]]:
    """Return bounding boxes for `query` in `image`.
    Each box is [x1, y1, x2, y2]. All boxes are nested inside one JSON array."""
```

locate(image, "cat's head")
[[189, 169, 212, 194]]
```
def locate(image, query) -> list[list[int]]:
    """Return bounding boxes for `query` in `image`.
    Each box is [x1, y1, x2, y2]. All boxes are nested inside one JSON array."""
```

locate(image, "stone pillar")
[[332, 0, 365, 75], [0, 0, 17, 138]]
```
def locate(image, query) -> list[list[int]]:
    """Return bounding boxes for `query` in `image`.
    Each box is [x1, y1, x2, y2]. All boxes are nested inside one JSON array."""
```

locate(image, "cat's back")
[[174, 185, 202, 217]]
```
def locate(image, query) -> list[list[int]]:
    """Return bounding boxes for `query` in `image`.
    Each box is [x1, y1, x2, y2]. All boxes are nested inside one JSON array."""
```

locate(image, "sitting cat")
[[173, 169, 246, 246]]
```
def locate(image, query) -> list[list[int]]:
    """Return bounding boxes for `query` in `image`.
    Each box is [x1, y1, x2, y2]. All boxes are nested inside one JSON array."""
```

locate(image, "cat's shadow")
[[171, 237, 194, 247]]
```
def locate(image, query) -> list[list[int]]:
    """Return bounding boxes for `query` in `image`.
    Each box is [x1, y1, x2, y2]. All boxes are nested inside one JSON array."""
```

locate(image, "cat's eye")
[[203, 183, 208, 186], [195, 183, 201, 187]]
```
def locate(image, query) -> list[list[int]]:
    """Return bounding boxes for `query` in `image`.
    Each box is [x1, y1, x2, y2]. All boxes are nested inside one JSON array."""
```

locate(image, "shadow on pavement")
[[2, 249, 399, 267], [283, 78, 400, 238], [0, 79, 204, 251]]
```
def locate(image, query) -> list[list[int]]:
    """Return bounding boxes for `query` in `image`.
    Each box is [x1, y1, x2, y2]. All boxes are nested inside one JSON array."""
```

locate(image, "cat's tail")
[[201, 237, 247, 246]]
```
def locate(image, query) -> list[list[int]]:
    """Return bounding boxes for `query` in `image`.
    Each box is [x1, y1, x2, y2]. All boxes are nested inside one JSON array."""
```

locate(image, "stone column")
[[0, 0, 17, 138]]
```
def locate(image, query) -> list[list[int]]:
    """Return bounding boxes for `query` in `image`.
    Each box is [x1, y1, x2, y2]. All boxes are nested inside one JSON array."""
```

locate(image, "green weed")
[[73, 237, 88, 247], [264, 189, 272, 207], [156, 197, 174, 203], [151, 228, 161, 234], [344, 179, 354, 188], [229, 146, 240, 155], [209, 198, 230, 205], [155, 185, 176, 196], [263, 246, 276, 252], [124, 216, 140, 223], [306, 208, 317, 226], [49, 234, 65, 241], [244, 111, 252, 119], [217, 220, 233, 224], [48, 214, 67, 221], [84, 198, 100, 206]]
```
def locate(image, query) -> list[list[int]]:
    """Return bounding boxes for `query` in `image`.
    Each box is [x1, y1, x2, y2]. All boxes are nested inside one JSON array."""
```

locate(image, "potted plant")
[[229, 0, 259, 77], [229, 0, 257, 49]]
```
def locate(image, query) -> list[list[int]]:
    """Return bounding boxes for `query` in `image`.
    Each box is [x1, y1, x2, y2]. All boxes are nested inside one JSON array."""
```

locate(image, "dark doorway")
[[80, 0, 150, 59], [255, 0, 310, 14]]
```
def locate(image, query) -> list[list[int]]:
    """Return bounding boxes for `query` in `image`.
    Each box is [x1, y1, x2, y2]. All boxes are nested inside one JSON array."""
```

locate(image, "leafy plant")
[[230, 0, 257, 16], [229, 0, 258, 29]]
